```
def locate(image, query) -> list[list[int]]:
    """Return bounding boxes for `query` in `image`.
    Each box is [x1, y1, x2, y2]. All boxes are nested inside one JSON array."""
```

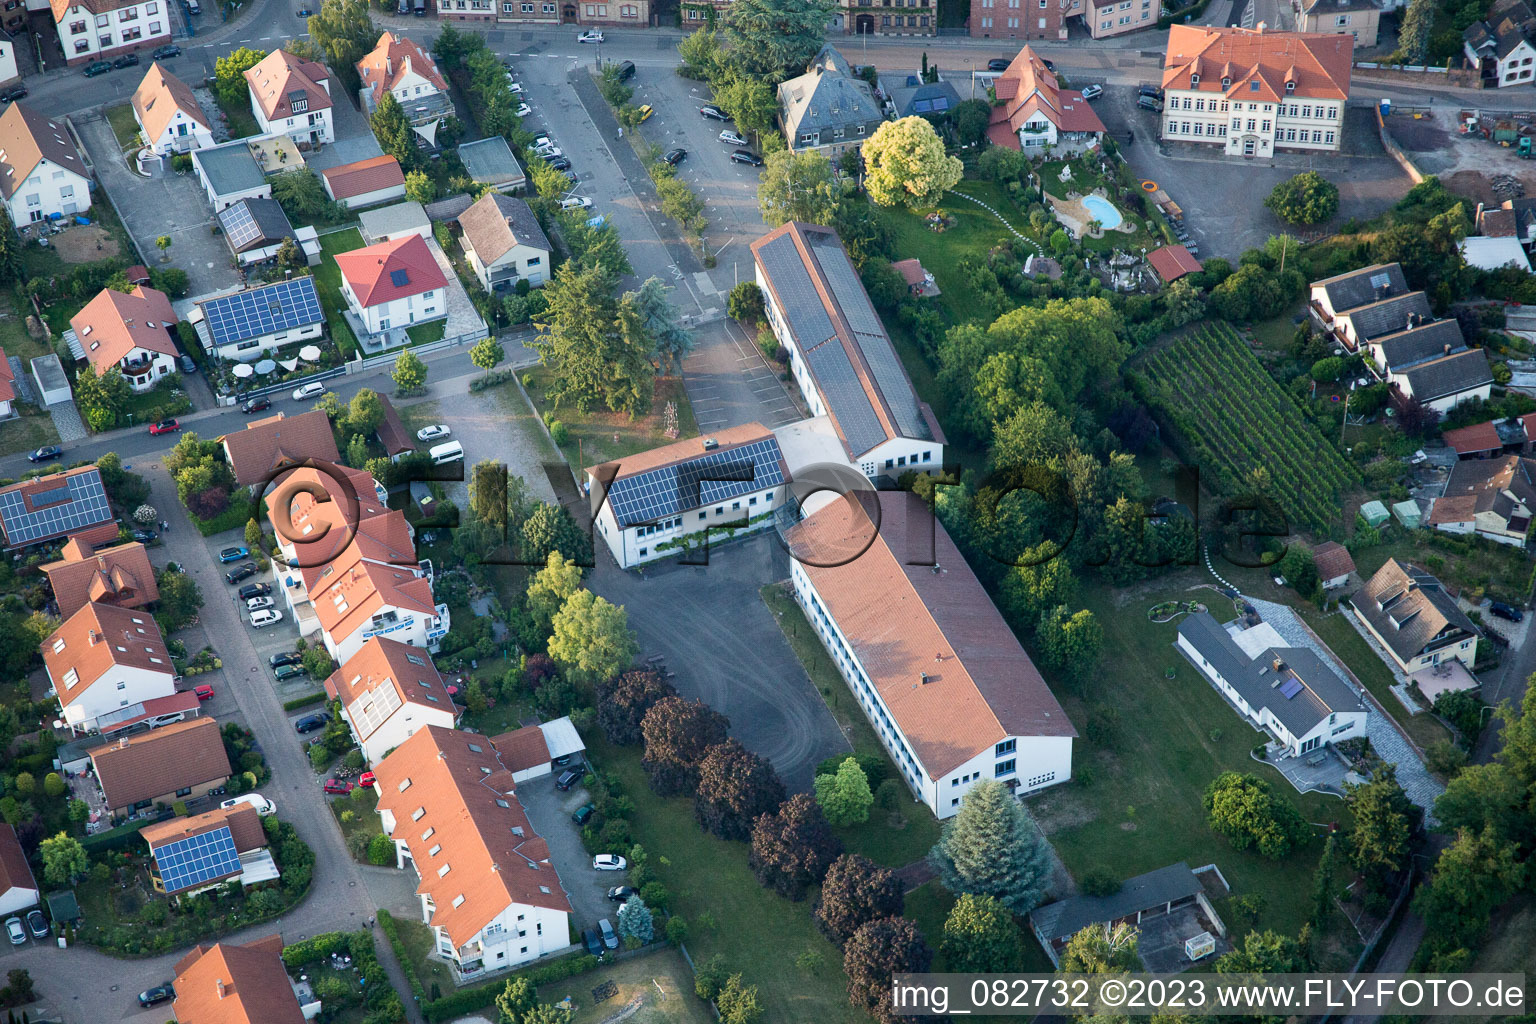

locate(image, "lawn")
[[535, 947, 714, 1024], [314, 230, 365, 359], [0, 405, 59, 458], [407, 320, 447, 346], [521, 366, 698, 473], [330, 786, 384, 862], [0, 295, 59, 363], [391, 913, 451, 1001], [1354, 533, 1532, 607], [880, 186, 1019, 326], [214, 90, 261, 140], [105, 103, 142, 152]]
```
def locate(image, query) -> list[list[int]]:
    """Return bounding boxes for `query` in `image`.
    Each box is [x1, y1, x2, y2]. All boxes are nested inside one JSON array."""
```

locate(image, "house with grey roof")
[[457, 192, 551, 293], [1364, 315, 1494, 416], [1431, 455, 1536, 547], [457, 137, 526, 194], [1334, 290, 1433, 349], [1029, 862, 1227, 966], [1464, 0, 1536, 87], [878, 72, 961, 120], [1351, 559, 1478, 674], [1311, 262, 1409, 320], [777, 45, 884, 158], [359, 201, 431, 244], [192, 140, 271, 212], [1177, 610, 1367, 757]]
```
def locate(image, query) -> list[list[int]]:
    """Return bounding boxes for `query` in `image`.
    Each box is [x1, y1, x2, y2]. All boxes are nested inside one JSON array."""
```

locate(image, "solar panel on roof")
[[606, 438, 786, 527], [805, 341, 887, 456], [202, 278, 323, 348], [219, 202, 263, 252], [759, 235, 835, 348], [389, 269, 411, 288], [0, 471, 111, 547], [154, 825, 242, 893], [1280, 679, 1304, 699]]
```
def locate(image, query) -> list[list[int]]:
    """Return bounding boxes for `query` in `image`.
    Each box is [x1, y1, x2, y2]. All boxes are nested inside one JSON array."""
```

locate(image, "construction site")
[[1382, 105, 1536, 206]]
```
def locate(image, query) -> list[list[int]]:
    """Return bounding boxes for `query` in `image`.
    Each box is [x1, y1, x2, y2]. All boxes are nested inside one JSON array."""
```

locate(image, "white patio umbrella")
[[299, 345, 322, 361], [232, 363, 255, 378], [254, 359, 278, 375]]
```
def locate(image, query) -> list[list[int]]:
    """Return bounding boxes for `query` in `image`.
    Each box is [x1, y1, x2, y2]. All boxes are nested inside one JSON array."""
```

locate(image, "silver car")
[[718, 129, 748, 147], [598, 918, 618, 950]]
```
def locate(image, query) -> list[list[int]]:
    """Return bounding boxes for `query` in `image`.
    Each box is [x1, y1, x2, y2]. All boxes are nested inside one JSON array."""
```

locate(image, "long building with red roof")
[[1159, 24, 1352, 156]]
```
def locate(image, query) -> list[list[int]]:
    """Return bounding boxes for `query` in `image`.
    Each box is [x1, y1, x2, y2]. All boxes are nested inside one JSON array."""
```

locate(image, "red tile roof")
[[41, 539, 159, 618], [321, 155, 406, 201], [891, 258, 927, 287], [0, 348, 14, 405], [375, 394, 414, 456], [988, 45, 1106, 149], [488, 725, 551, 774], [335, 233, 447, 307], [356, 32, 448, 109], [1161, 25, 1352, 101], [245, 50, 332, 122], [0, 826, 35, 901], [310, 549, 436, 647], [70, 285, 179, 376], [132, 63, 210, 145], [173, 935, 306, 1024], [1443, 420, 1503, 455], [267, 464, 389, 568], [45, 601, 173, 709], [1147, 244, 1203, 282], [88, 717, 231, 810], [323, 636, 456, 746], [1311, 540, 1355, 581], [220, 410, 342, 489]]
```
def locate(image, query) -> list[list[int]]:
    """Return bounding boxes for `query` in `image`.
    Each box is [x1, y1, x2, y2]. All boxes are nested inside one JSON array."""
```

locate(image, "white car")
[[559, 196, 594, 211], [417, 424, 451, 442], [578, 29, 603, 42], [592, 854, 627, 871], [1080, 83, 1103, 101], [535, 145, 564, 160], [246, 596, 275, 611], [292, 382, 326, 401], [533, 137, 559, 153], [718, 129, 748, 147], [4, 918, 21, 945], [515, 103, 532, 117], [507, 81, 524, 95], [250, 609, 284, 628], [221, 793, 276, 816]]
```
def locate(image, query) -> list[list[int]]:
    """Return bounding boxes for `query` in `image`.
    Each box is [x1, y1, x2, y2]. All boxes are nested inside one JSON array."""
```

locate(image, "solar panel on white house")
[[154, 826, 242, 893], [389, 269, 411, 288], [201, 278, 324, 348], [606, 438, 785, 527], [0, 470, 112, 547], [219, 201, 263, 252]]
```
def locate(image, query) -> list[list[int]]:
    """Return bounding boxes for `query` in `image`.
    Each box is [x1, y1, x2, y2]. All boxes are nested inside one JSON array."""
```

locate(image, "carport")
[[1028, 862, 1228, 968]]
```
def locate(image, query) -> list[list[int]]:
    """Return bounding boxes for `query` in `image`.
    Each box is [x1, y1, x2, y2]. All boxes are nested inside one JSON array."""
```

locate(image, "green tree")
[[758, 149, 839, 227], [1203, 771, 1310, 859], [977, 145, 1028, 185], [532, 261, 654, 416], [720, 0, 836, 80], [522, 503, 591, 565], [861, 117, 963, 209], [495, 975, 536, 1024], [346, 387, 384, 434], [1414, 827, 1524, 951], [0, 209, 22, 286], [728, 281, 766, 325], [1214, 929, 1311, 974], [951, 98, 992, 148], [623, 277, 694, 373], [271, 169, 335, 222], [12, 774, 31, 795], [548, 589, 638, 684], [1311, 832, 1339, 929], [306, 0, 377, 93], [616, 893, 654, 943], [941, 893, 1024, 973], [814, 757, 873, 826], [245, 517, 264, 551], [469, 460, 510, 533], [716, 974, 764, 1024], [431, 20, 474, 71], [928, 779, 1052, 913], [1035, 605, 1104, 686], [562, 215, 634, 285], [677, 26, 725, 78], [281, 36, 326, 62], [1397, 0, 1434, 62], [392, 349, 427, 394], [713, 73, 779, 137], [1058, 923, 1140, 973], [1000, 555, 1078, 637], [371, 93, 420, 172], [40, 833, 87, 886], [155, 235, 172, 256], [1347, 766, 1415, 883], [526, 551, 585, 636], [1162, 278, 1205, 326], [213, 47, 268, 106], [404, 169, 435, 205], [470, 337, 505, 376], [521, 1006, 573, 1024], [1264, 171, 1340, 225], [155, 566, 203, 633], [1277, 544, 1320, 597]]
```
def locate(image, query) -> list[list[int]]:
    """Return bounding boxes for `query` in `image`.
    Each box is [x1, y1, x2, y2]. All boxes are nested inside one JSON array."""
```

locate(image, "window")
[[95, 12, 108, 24], [437, 863, 451, 877], [1302, 104, 1311, 117], [995, 759, 1017, 777], [428, 843, 441, 856], [1246, 118, 1256, 131], [1325, 131, 1335, 144], [1249, 80, 1259, 92], [1193, 122, 1202, 135], [176, 786, 193, 797], [398, 778, 412, 792], [1220, 76, 1230, 88], [411, 806, 426, 821], [451, 894, 465, 908], [996, 739, 1016, 756], [421, 827, 434, 840], [1261, 119, 1271, 131]]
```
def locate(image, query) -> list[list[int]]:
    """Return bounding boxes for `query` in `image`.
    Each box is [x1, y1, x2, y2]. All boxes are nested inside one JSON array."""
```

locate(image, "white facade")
[[0, 881, 37, 917], [55, 663, 177, 735], [55, 0, 169, 64], [0, 37, 18, 85], [138, 104, 214, 157], [341, 280, 445, 336], [327, 180, 407, 211], [5, 156, 90, 225], [251, 90, 335, 146], [592, 479, 782, 569], [465, 238, 550, 293], [1087, 0, 1158, 37], [111, 346, 177, 393], [324, 599, 449, 666], [1160, 89, 1343, 155], [1466, 36, 1536, 86], [1395, 376, 1492, 416], [790, 558, 1072, 819], [209, 316, 323, 363]]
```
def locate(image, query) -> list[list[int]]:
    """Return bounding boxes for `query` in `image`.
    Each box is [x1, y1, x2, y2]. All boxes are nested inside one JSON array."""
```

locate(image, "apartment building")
[[50, 0, 170, 64]]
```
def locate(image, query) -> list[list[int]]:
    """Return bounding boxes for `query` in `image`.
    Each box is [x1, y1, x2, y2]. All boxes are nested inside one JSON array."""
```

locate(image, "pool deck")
[[1049, 188, 1139, 241]]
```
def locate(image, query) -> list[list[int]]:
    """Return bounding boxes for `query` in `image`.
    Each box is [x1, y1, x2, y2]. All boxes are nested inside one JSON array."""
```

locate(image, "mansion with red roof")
[[336, 234, 449, 336], [986, 45, 1105, 153], [1160, 24, 1353, 156]]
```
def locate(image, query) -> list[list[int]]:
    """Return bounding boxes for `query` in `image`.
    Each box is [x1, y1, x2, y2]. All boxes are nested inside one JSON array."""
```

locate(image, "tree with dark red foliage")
[[748, 793, 842, 900], [815, 854, 905, 946], [1394, 395, 1437, 439], [694, 739, 786, 841], [187, 487, 231, 520], [843, 917, 936, 1024], [640, 696, 729, 796], [596, 669, 676, 746], [522, 652, 558, 691]]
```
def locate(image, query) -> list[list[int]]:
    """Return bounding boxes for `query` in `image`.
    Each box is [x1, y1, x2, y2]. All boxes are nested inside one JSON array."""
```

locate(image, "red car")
[[358, 771, 376, 788], [323, 779, 354, 795], [193, 684, 214, 701], [148, 418, 180, 435]]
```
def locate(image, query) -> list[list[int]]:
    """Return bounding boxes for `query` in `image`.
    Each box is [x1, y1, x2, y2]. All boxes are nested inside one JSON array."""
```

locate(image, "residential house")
[[192, 140, 271, 212], [1495, 197, 1536, 251], [777, 46, 884, 158], [1430, 455, 1536, 546], [1312, 540, 1355, 589], [0, 348, 14, 419], [219, 197, 301, 267], [219, 409, 343, 491], [194, 277, 325, 363], [878, 73, 960, 120], [1177, 610, 1367, 756], [0, 826, 37, 917], [984, 46, 1105, 154], [1082, 0, 1159, 39], [0, 103, 92, 225], [42, 537, 158, 618], [586, 424, 789, 569], [356, 33, 452, 147], [0, 30, 19, 74], [1443, 419, 1504, 459], [321, 155, 407, 211], [1298, 0, 1381, 46], [373, 726, 572, 980], [1461, 233, 1533, 272], [173, 935, 311, 1024], [323, 636, 458, 764], [0, 466, 119, 552], [457, 191, 551, 293], [834, 0, 936, 35], [1147, 243, 1203, 283], [1364, 316, 1494, 415], [245, 49, 334, 147], [132, 63, 214, 156], [970, 0, 1077, 39], [50, 0, 170, 65], [374, 394, 415, 459], [143, 805, 279, 896], [1159, 25, 1352, 156], [309, 546, 446, 662], [447, 0, 648, 26], [1475, 201, 1519, 240], [1332, 290, 1433, 350], [1352, 558, 1479, 674], [68, 284, 178, 392], [456, 137, 526, 195], [88, 717, 231, 816], [265, 462, 393, 572], [489, 717, 585, 783], [359, 201, 433, 244], [1030, 863, 1225, 967], [786, 491, 1075, 818], [1310, 262, 1408, 326], [280, 506, 419, 636], [1464, 0, 1536, 87], [752, 221, 944, 480], [335, 233, 448, 336]]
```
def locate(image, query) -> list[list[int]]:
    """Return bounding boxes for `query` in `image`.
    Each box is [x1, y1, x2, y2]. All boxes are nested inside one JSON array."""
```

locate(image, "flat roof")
[[194, 140, 268, 198]]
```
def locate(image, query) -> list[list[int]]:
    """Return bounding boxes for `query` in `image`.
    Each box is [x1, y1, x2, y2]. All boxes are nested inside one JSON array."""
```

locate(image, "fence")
[[233, 364, 349, 402], [1375, 107, 1428, 186], [356, 330, 482, 372], [1354, 62, 1449, 74]]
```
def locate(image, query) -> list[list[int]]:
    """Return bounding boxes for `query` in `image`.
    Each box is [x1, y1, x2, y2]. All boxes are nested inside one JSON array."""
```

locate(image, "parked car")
[[507, 80, 524, 95], [614, 59, 636, 80], [246, 595, 275, 611], [535, 145, 564, 160], [152, 43, 182, 58], [718, 129, 748, 146], [582, 929, 603, 957], [359, 771, 376, 788], [28, 445, 61, 462], [598, 918, 618, 950], [138, 985, 174, 1008], [514, 103, 532, 117], [250, 608, 284, 628], [637, 104, 654, 122], [731, 150, 763, 166], [296, 4, 313, 13], [238, 582, 271, 600], [572, 803, 595, 825], [1138, 84, 1164, 99], [270, 651, 302, 667], [416, 424, 451, 442], [1491, 601, 1525, 622], [323, 779, 354, 795], [546, 156, 572, 172], [592, 854, 627, 871], [131, 530, 158, 543], [180, 354, 197, 373], [243, 397, 272, 413], [112, 53, 139, 68], [294, 713, 328, 733], [148, 418, 180, 435], [0, 85, 28, 103], [1080, 83, 1103, 101], [187, 0, 201, 13], [663, 148, 687, 166], [578, 29, 603, 42], [193, 684, 215, 701], [1137, 95, 1164, 112], [274, 664, 305, 681], [699, 104, 729, 121], [555, 769, 582, 790], [222, 793, 276, 816], [5, 918, 22, 945], [559, 196, 593, 210], [607, 885, 635, 903], [83, 61, 112, 77], [293, 382, 327, 401], [24, 910, 46, 939], [225, 562, 258, 584], [218, 545, 249, 563]]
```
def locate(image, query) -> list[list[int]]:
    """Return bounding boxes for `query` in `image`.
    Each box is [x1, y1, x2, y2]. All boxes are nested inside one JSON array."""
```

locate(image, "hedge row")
[[377, 910, 426, 1004], [191, 503, 252, 537], [421, 952, 601, 1022], [81, 817, 155, 853], [282, 693, 327, 712], [280, 930, 356, 969]]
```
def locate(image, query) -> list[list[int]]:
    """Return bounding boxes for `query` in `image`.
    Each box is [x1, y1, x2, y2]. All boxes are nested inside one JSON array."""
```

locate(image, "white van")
[[221, 793, 276, 816], [145, 711, 186, 729], [430, 440, 464, 465]]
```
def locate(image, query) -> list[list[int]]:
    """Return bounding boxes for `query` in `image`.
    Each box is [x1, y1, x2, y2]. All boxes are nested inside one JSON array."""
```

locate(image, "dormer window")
[[1285, 80, 1295, 93], [1249, 80, 1259, 92], [1190, 73, 1199, 86], [1220, 76, 1230, 88]]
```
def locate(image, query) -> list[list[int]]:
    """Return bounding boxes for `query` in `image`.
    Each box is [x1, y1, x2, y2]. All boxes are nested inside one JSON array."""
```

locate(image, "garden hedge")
[[282, 693, 327, 711], [420, 952, 601, 1022], [377, 910, 427, 1004]]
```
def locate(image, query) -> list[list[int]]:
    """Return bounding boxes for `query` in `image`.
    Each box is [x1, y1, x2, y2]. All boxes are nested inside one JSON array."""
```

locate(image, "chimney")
[[919, 672, 929, 684], [216, 979, 226, 999], [1256, 19, 1267, 30], [702, 438, 718, 450], [385, 55, 393, 77], [1271, 656, 1285, 672], [1445, 344, 1452, 355]]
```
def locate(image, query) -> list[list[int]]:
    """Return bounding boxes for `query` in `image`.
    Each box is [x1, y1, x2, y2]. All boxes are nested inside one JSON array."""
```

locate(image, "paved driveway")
[[518, 778, 616, 934], [588, 535, 849, 793]]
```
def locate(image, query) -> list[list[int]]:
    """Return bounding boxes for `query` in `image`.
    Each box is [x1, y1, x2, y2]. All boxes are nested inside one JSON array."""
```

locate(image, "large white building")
[[1159, 24, 1352, 157], [43, 601, 177, 736], [50, 0, 170, 65], [786, 492, 1075, 819], [245, 49, 335, 146], [752, 221, 944, 481], [0, 103, 92, 225], [374, 726, 572, 981], [335, 233, 448, 336], [325, 636, 459, 764], [194, 277, 325, 363]]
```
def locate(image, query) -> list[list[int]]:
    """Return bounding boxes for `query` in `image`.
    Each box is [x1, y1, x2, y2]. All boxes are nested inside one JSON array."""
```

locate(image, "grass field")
[[536, 948, 714, 1024], [0, 406, 59, 458], [881, 186, 1018, 326], [521, 366, 698, 473], [314, 230, 365, 359], [407, 320, 447, 346], [106, 103, 142, 152]]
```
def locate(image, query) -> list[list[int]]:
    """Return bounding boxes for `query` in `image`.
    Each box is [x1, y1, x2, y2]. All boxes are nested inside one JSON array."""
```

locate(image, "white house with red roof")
[[1159, 24, 1352, 157], [356, 32, 452, 137], [43, 601, 177, 736], [49, 0, 171, 66], [0, 103, 92, 225], [322, 155, 407, 211], [245, 49, 334, 146], [324, 637, 458, 763], [985, 46, 1105, 153], [335, 234, 448, 336], [68, 285, 179, 392], [132, 62, 214, 156]]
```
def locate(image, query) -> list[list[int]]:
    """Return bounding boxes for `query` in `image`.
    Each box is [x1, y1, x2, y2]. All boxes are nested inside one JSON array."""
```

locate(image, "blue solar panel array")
[[202, 278, 324, 348], [0, 470, 111, 547], [154, 826, 242, 893], [606, 438, 785, 527], [1280, 678, 1304, 700], [389, 269, 411, 288]]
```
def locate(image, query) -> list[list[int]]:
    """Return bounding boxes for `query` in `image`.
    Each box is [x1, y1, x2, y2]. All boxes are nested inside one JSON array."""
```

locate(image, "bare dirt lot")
[[51, 225, 119, 263], [1383, 107, 1536, 202]]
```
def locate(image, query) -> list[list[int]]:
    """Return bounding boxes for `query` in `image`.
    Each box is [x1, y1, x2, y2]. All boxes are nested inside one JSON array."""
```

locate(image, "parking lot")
[[518, 776, 625, 935]]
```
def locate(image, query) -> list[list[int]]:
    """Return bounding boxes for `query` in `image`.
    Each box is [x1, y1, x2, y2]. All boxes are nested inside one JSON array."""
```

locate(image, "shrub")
[[367, 833, 396, 866]]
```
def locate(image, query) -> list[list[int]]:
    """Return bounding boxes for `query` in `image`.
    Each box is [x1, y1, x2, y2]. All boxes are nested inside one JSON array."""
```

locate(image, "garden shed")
[[1392, 499, 1423, 528], [1359, 500, 1390, 528]]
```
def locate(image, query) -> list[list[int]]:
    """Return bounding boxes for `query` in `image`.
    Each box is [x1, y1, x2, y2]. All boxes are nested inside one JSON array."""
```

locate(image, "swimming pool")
[[1081, 194, 1123, 230]]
